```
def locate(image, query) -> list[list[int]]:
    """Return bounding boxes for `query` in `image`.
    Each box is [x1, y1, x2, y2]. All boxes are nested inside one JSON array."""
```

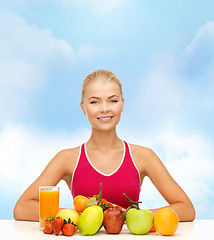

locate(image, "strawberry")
[[62, 218, 76, 236], [108, 202, 114, 208], [100, 198, 114, 210], [51, 217, 64, 236], [101, 198, 108, 205], [43, 219, 53, 234]]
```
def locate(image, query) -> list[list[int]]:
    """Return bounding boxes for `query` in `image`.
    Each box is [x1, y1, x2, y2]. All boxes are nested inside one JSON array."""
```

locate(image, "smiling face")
[[80, 79, 124, 132]]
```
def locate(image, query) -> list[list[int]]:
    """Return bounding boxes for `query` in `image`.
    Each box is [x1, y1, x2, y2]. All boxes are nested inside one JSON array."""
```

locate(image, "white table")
[[1, 220, 213, 239]]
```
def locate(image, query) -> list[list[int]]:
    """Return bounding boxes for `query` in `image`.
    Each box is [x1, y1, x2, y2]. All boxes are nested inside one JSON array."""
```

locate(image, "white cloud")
[[149, 131, 214, 186], [0, 10, 74, 122], [184, 21, 214, 57], [0, 123, 91, 208], [135, 21, 214, 124], [0, 11, 73, 59], [139, 60, 182, 113], [0, 10, 107, 124], [181, 21, 214, 84], [0, 59, 44, 120], [57, 0, 131, 14]]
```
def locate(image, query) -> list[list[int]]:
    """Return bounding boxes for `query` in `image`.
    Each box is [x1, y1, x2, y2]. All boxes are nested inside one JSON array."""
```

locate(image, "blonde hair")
[[81, 69, 123, 103]]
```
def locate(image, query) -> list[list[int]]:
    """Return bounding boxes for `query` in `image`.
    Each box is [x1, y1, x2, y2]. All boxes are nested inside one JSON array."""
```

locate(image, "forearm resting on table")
[[149, 202, 195, 222], [14, 199, 65, 222], [14, 199, 39, 222]]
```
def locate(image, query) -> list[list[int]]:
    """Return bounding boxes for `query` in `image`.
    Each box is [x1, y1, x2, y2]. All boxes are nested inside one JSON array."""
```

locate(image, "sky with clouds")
[[0, 0, 214, 220]]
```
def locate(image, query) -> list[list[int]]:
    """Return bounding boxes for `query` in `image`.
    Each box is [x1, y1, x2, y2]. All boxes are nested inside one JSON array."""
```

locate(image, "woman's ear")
[[121, 98, 125, 112], [80, 101, 87, 115]]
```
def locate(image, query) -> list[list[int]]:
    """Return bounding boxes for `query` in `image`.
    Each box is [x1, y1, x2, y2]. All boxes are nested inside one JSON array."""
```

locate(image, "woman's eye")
[[110, 100, 118, 103], [90, 101, 98, 104]]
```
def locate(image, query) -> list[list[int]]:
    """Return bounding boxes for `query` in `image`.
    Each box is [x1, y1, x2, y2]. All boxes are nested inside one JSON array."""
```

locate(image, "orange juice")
[[39, 186, 59, 228]]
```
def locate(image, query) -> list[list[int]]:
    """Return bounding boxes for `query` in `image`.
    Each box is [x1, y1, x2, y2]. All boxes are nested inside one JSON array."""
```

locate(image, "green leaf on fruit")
[[100, 202, 109, 210], [86, 196, 97, 207]]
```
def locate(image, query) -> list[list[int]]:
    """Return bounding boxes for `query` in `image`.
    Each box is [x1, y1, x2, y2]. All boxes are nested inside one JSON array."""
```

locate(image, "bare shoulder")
[[56, 146, 80, 167], [129, 143, 158, 174], [58, 146, 80, 159], [129, 143, 155, 159], [53, 146, 81, 188]]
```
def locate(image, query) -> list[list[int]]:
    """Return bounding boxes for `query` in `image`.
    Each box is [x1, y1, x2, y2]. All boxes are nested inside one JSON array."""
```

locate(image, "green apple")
[[126, 208, 154, 235]]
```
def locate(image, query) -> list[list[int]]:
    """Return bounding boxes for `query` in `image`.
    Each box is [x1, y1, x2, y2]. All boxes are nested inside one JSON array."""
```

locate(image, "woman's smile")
[[97, 116, 113, 123]]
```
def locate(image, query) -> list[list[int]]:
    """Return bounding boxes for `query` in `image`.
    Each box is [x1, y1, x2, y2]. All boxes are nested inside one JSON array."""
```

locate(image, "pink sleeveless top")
[[71, 141, 141, 209]]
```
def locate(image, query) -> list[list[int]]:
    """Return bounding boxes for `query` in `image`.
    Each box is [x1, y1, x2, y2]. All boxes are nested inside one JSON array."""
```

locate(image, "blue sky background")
[[0, 0, 214, 220]]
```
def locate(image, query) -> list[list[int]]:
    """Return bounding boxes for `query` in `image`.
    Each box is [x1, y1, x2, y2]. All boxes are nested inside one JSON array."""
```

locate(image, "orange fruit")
[[154, 208, 179, 236], [73, 195, 89, 213]]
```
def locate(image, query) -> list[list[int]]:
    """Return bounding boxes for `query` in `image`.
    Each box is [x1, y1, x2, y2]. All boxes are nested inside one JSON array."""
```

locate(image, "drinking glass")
[[39, 186, 59, 229]]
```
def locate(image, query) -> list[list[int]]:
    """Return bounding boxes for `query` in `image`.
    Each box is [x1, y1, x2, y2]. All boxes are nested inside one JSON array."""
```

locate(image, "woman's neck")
[[87, 128, 122, 151]]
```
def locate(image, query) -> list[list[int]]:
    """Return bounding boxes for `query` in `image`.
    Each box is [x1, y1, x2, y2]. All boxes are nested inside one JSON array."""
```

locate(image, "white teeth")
[[100, 117, 111, 120]]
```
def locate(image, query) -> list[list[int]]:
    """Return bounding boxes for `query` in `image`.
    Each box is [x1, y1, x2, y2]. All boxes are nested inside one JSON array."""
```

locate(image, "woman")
[[14, 69, 195, 222]]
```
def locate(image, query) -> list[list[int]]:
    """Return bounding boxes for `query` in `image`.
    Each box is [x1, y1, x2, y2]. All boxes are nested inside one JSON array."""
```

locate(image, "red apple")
[[103, 206, 125, 234]]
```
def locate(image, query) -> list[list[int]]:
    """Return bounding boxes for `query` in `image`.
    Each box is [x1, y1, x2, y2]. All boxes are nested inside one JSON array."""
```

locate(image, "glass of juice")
[[39, 186, 59, 229]]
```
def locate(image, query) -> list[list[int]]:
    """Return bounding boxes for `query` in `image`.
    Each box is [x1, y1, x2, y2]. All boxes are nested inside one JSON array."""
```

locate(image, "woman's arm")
[[139, 147, 195, 222], [13, 148, 76, 221]]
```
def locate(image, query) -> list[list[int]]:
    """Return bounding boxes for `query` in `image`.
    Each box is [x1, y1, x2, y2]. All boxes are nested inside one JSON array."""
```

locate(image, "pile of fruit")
[[43, 183, 179, 236]]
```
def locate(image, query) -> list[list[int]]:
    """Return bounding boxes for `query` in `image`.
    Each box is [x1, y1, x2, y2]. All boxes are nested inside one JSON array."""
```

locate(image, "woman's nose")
[[100, 102, 110, 112]]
